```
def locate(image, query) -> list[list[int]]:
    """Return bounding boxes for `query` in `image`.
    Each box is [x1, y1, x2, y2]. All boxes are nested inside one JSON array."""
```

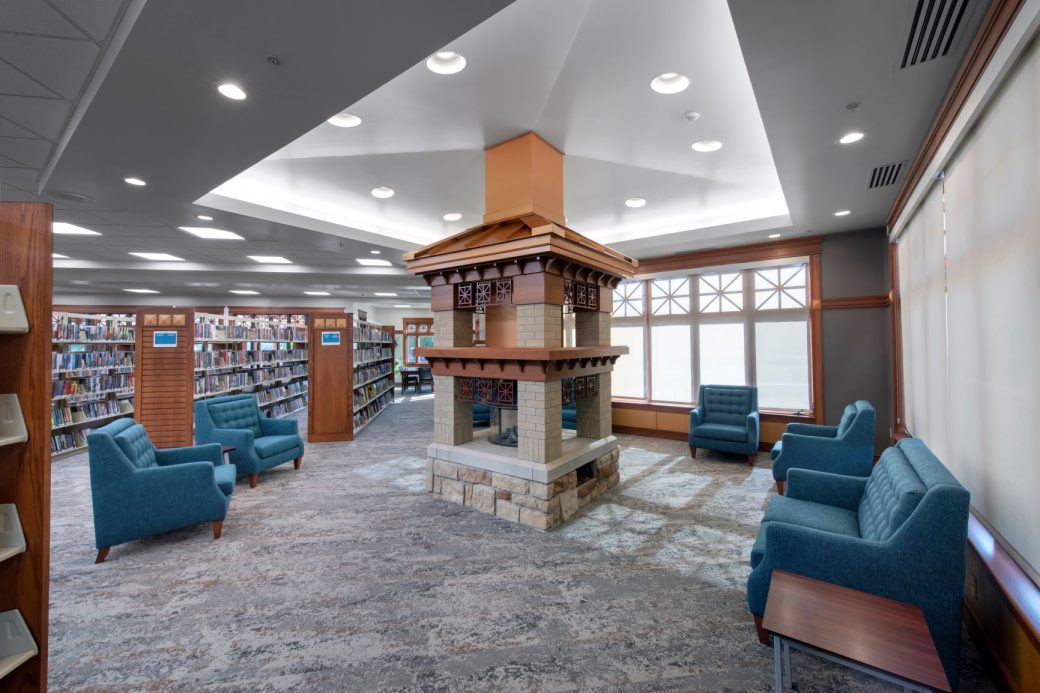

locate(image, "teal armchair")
[[194, 394, 304, 488], [770, 400, 876, 494], [87, 418, 234, 563], [689, 384, 760, 465]]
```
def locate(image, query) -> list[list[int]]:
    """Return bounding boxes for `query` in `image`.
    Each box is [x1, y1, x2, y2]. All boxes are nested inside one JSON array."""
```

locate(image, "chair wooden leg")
[[689, 446, 697, 458], [776, 480, 786, 495], [95, 547, 110, 564], [248, 474, 258, 488], [294, 456, 302, 470], [747, 454, 755, 466], [753, 614, 769, 645], [212, 520, 224, 539]]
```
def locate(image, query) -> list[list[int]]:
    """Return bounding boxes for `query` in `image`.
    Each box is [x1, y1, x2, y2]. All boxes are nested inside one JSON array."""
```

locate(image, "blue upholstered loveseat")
[[87, 418, 234, 563], [689, 384, 760, 464], [747, 438, 970, 689], [770, 400, 876, 494], [194, 394, 304, 488]]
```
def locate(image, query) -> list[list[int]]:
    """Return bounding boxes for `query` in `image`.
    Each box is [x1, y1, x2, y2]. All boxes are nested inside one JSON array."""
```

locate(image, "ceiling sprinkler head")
[[683, 111, 701, 122]]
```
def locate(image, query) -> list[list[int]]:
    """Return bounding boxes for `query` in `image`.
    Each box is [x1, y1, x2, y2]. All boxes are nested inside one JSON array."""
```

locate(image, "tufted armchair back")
[[700, 385, 758, 426], [87, 418, 155, 482], [113, 422, 158, 469], [836, 400, 876, 445], [199, 395, 263, 437]]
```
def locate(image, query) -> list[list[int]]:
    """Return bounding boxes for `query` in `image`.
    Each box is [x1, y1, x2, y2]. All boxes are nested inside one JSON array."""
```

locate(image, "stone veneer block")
[[515, 304, 563, 348], [433, 310, 473, 348], [517, 380, 562, 463], [575, 310, 610, 347], [433, 375, 472, 445]]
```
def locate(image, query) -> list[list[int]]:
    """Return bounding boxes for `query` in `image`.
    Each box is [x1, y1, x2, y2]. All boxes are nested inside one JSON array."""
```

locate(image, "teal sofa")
[[689, 384, 760, 465], [747, 438, 969, 689], [87, 418, 234, 563], [770, 400, 876, 494], [194, 394, 304, 488]]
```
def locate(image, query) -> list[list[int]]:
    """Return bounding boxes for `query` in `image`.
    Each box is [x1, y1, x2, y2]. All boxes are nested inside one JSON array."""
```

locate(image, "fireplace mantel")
[[415, 345, 627, 380]]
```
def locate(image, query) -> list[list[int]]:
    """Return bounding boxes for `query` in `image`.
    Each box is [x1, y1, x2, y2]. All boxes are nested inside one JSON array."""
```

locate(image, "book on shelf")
[[52, 350, 133, 371], [51, 374, 134, 399], [52, 320, 134, 342]]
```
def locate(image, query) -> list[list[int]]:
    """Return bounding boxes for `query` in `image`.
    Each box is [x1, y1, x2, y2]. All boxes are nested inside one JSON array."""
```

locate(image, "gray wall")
[[819, 228, 892, 452]]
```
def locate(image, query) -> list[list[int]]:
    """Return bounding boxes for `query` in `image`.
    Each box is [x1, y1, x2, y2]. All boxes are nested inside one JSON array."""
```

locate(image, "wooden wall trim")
[[890, 243, 906, 436], [636, 237, 822, 276], [612, 425, 688, 441], [817, 294, 892, 310], [611, 399, 812, 422], [887, 0, 1027, 229], [808, 253, 825, 424]]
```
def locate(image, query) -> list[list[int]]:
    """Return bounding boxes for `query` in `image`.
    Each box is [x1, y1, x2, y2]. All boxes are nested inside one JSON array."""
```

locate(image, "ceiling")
[[0, 0, 989, 304]]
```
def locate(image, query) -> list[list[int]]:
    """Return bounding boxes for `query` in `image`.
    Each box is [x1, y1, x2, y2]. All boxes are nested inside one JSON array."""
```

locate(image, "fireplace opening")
[[489, 405, 518, 447], [576, 460, 596, 486]]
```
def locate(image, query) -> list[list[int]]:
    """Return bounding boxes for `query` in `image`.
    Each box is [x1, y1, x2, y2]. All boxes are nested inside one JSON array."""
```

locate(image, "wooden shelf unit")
[[50, 311, 136, 458], [351, 315, 395, 434], [0, 202, 52, 691], [193, 312, 309, 418]]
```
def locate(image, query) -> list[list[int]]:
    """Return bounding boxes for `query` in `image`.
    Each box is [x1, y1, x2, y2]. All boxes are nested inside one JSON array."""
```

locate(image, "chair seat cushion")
[[695, 422, 747, 443], [771, 439, 783, 460], [253, 434, 300, 458], [751, 496, 861, 567], [214, 464, 236, 496]]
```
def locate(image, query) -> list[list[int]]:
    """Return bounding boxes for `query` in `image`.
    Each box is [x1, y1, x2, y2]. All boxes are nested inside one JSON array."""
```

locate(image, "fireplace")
[[488, 406, 518, 447]]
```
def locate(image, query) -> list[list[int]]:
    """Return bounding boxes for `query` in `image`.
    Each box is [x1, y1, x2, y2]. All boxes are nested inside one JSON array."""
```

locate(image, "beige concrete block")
[[528, 480, 553, 499], [434, 460, 458, 479], [442, 478, 465, 504], [492, 473, 529, 495], [559, 488, 579, 520], [519, 506, 552, 530], [458, 466, 492, 485], [425, 459, 435, 492], [496, 499, 521, 523], [513, 494, 551, 513], [468, 483, 496, 514]]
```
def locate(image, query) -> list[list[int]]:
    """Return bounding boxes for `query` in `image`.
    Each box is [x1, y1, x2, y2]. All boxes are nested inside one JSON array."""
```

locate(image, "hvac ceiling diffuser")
[[900, 0, 973, 68]]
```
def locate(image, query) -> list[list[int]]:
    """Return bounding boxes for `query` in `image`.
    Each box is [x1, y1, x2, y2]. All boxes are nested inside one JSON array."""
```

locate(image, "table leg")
[[782, 638, 792, 689], [774, 635, 783, 692]]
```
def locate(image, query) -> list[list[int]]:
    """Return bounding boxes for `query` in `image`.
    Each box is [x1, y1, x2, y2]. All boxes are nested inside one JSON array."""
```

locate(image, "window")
[[402, 318, 434, 366], [611, 262, 812, 411]]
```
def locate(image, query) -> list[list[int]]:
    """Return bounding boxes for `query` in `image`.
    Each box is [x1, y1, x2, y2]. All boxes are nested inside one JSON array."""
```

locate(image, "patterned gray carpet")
[[48, 392, 994, 692]]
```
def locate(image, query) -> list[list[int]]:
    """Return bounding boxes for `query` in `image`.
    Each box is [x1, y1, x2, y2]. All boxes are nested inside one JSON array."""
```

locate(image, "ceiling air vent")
[[900, 0, 972, 69], [869, 161, 906, 189]]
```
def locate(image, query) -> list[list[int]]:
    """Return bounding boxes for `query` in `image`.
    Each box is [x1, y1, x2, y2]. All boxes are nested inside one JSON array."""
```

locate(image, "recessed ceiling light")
[[839, 131, 865, 144], [186, 282, 220, 287], [247, 255, 292, 264], [53, 223, 101, 235], [196, 214, 213, 221], [327, 112, 362, 128], [371, 186, 395, 199], [179, 226, 244, 240], [834, 210, 851, 217], [124, 288, 159, 294], [229, 289, 260, 295], [217, 83, 247, 100], [442, 212, 462, 222], [625, 197, 647, 208], [52, 253, 69, 259], [393, 304, 411, 308], [130, 252, 184, 261], [124, 177, 146, 186], [650, 72, 689, 94], [768, 233, 782, 239], [70, 280, 90, 285], [357, 258, 391, 267], [370, 250, 381, 255], [374, 292, 397, 297], [304, 291, 331, 296], [691, 140, 723, 152], [426, 51, 467, 75]]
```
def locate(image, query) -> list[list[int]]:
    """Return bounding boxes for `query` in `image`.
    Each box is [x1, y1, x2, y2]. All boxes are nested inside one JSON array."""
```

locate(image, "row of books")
[[194, 323, 307, 342], [265, 395, 308, 418], [52, 399, 133, 428], [52, 350, 134, 371], [353, 347, 393, 365], [194, 349, 307, 369], [354, 382, 393, 411], [258, 381, 308, 405], [52, 374, 134, 399], [353, 390, 393, 432], [353, 363, 393, 388], [53, 322, 133, 342], [51, 428, 91, 454], [354, 323, 392, 344]]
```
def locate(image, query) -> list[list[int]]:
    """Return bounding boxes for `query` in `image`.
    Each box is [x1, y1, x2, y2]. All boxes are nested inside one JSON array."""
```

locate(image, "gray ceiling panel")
[[0, 33, 99, 99], [0, 0, 87, 38], [0, 114, 39, 138], [0, 165, 38, 189], [0, 94, 70, 139], [0, 59, 61, 98], [47, 0, 127, 41], [0, 136, 50, 168]]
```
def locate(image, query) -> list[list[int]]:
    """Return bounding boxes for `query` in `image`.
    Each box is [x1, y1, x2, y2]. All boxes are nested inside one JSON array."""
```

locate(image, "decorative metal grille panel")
[[455, 278, 513, 310], [561, 375, 598, 403], [455, 377, 518, 408]]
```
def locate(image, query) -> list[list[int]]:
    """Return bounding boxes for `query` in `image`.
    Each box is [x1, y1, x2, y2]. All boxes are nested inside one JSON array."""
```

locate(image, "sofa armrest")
[[746, 410, 760, 446], [786, 468, 867, 511], [773, 433, 874, 480], [259, 416, 299, 436], [155, 442, 223, 467], [786, 422, 837, 437], [689, 406, 704, 427], [132, 461, 226, 509]]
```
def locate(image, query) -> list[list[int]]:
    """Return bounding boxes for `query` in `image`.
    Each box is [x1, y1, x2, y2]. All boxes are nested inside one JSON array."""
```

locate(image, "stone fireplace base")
[[425, 432, 621, 530]]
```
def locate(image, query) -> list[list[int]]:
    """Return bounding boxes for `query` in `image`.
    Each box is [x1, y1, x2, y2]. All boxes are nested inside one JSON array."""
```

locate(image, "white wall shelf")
[[0, 609, 38, 680], [0, 395, 27, 447], [0, 504, 25, 564], [0, 286, 28, 333]]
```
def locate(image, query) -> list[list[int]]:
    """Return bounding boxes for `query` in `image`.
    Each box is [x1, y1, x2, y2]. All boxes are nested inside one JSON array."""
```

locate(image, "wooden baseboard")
[[307, 431, 353, 443], [611, 425, 687, 441]]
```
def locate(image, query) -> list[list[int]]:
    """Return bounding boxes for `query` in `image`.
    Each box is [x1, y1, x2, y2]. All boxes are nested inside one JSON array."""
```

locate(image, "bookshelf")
[[50, 311, 135, 457], [193, 313, 309, 418], [0, 202, 51, 690], [351, 314, 395, 435]]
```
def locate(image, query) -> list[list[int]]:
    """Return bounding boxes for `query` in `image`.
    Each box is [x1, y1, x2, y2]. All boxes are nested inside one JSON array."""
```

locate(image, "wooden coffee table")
[[763, 570, 951, 692]]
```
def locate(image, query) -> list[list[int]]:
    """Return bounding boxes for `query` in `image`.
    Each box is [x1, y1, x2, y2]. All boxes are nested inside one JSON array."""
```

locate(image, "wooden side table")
[[763, 570, 951, 692]]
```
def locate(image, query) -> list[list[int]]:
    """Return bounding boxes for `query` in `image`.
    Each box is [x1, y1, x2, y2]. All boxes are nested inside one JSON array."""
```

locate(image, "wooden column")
[[307, 313, 353, 442], [0, 202, 53, 691], [134, 309, 195, 448]]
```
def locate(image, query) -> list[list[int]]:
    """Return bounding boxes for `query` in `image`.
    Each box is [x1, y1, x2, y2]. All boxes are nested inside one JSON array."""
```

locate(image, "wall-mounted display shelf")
[[0, 395, 28, 447], [0, 285, 28, 333], [193, 313, 309, 415], [50, 312, 136, 458], [0, 609, 38, 680], [0, 504, 26, 564]]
